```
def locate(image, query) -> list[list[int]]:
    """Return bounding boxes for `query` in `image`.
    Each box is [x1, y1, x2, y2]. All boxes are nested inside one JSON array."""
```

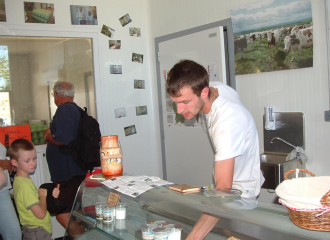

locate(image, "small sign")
[[0, 125, 31, 146], [107, 191, 120, 206]]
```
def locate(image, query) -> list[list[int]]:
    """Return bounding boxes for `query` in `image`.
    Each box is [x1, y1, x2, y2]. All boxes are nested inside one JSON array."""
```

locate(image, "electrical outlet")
[[325, 110, 330, 122]]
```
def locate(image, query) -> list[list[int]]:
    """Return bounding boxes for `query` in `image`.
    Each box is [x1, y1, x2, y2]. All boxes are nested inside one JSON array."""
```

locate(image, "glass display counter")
[[64, 174, 330, 240]]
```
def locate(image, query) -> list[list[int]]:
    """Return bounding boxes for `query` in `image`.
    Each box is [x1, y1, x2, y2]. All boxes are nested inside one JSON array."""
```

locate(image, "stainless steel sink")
[[260, 153, 287, 164], [260, 153, 305, 190]]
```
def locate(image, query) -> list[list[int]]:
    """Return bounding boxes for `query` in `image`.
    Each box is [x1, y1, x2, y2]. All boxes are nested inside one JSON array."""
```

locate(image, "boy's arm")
[[53, 184, 60, 198], [0, 167, 7, 187], [30, 188, 47, 219]]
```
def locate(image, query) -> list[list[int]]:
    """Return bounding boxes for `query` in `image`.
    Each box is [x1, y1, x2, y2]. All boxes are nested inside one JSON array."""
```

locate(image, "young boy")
[[9, 139, 60, 240]]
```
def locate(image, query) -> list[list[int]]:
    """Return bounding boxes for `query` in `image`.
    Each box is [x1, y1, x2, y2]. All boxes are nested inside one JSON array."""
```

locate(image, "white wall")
[[1, 0, 162, 178], [149, 0, 330, 177]]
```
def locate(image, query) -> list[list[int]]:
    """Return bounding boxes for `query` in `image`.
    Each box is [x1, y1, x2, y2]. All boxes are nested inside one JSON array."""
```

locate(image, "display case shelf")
[[65, 174, 330, 240]]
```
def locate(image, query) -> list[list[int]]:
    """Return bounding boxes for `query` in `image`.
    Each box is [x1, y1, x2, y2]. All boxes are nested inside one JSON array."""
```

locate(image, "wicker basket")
[[281, 169, 330, 231]]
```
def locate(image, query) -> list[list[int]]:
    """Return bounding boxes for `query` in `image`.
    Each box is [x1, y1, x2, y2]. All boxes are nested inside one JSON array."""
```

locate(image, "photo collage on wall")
[[4, 3, 147, 137], [99, 12, 146, 137]]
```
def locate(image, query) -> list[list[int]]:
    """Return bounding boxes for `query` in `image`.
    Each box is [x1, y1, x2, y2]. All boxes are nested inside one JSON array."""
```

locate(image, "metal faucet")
[[270, 137, 297, 149]]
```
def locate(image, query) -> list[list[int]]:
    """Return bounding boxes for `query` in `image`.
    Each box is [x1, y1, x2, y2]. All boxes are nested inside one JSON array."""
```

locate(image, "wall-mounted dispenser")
[[264, 107, 275, 130]]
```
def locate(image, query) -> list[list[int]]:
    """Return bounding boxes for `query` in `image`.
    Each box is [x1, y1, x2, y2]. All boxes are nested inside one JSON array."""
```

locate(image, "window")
[[0, 45, 10, 125], [0, 36, 96, 129]]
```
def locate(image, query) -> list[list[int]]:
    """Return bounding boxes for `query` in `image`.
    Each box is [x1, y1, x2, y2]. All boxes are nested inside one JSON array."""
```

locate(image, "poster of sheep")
[[230, 0, 313, 75]]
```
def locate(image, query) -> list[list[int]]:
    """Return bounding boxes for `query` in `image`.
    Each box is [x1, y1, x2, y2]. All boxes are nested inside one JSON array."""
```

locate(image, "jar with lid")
[[100, 135, 123, 175]]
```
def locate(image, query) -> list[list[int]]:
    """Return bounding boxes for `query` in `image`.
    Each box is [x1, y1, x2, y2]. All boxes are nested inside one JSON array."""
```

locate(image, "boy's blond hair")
[[8, 139, 34, 160]]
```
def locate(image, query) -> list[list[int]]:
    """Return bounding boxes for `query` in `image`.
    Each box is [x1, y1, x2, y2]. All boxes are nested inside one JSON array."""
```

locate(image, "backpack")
[[59, 103, 101, 173]]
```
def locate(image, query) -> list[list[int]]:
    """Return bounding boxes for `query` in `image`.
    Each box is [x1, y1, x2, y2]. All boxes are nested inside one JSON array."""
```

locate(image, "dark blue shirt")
[[46, 103, 87, 181]]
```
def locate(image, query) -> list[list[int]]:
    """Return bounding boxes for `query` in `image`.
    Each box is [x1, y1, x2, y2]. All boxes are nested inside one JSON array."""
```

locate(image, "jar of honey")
[[100, 135, 123, 175]]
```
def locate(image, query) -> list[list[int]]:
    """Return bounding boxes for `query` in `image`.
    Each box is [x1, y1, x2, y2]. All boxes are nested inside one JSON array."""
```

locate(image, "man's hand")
[[43, 128, 51, 136], [38, 188, 47, 198], [53, 184, 60, 198], [0, 160, 15, 174]]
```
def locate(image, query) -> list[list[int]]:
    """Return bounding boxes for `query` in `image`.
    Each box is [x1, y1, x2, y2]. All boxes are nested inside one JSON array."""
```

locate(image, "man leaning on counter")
[[166, 60, 265, 240]]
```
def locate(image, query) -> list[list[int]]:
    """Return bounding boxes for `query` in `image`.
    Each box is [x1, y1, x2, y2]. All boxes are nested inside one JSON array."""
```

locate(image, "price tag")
[[107, 191, 120, 206]]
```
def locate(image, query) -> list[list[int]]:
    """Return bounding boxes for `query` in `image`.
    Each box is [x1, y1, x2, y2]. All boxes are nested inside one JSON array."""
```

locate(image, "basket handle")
[[284, 169, 315, 180], [320, 190, 330, 207]]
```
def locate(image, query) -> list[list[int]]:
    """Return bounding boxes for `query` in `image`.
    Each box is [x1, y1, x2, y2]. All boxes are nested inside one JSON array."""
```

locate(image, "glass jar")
[[102, 206, 114, 223], [100, 135, 123, 175], [115, 203, 127, 220]]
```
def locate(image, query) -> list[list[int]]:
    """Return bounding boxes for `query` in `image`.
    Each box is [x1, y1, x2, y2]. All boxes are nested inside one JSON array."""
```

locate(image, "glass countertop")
[[67, 174, 330, 240]]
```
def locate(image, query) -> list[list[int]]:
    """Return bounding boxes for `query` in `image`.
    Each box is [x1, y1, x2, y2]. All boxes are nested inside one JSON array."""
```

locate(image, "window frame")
[[0, 24, 104, 132]]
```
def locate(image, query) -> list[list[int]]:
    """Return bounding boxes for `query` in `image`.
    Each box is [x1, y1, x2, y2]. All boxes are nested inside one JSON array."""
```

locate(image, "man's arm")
[[30, 188, 48, 219], [214, 158, 235, 189], [0, 160, 14, 174], [44, 128, 62, 146], [186, 158, 235, 240]]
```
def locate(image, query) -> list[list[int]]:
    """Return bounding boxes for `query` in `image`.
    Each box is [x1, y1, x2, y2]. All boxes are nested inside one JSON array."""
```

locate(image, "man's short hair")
[[8, 139, 35, 160], [166, 60, 209, 97], [53, 81, 75, 98]]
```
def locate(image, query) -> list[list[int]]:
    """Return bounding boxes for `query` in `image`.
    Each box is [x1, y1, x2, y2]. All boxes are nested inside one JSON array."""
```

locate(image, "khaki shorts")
[[22, 226, 51, 240]]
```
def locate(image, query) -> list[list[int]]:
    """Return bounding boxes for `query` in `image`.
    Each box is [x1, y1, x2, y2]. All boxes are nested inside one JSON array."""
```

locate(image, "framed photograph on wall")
[[109, 40, 121, 49], [101, 24, 115, 38], [114, 107, 127, 119], [119, 13, 132, 27], [0, 0, 6, 22], [230, 0, 313, 75], [24, 2, 55, 24], [124, 125, 137, 137], [136, 106, 148, 116], [134, 79, 145, 89], [132, 53, 143, 63], [70, 5, 98, 25], [129, 27, 141, 37], [110, 65, 122, 74]]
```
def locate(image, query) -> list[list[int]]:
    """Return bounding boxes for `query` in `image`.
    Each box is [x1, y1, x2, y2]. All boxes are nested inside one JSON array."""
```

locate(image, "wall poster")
[[230, 0, 313, 75]]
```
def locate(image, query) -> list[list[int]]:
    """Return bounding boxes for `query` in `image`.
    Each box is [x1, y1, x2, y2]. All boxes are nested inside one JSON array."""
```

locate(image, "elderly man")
[[44, 81, 86, 238], [166, 60, 264, 240]]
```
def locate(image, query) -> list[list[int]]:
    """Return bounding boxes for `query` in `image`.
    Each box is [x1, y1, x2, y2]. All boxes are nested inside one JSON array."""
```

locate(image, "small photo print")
[[109, 40, 121, 49], [132, 53, 143, 63], [0, 0, 6, 22], [101, 24, 115, 38], [119, 13, 132, 27], [129, 27, 141, 37], [134, 79, 145, 89], [124, 125, 137, 137], [110, 65, 122, 74], [114, 107, 127, 118], [167, 115, 174, 124], [166, 101, 173, 112], [136, 106, 148, 116], [24, 2, 55, 24], [70, 5, 98, 25]]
